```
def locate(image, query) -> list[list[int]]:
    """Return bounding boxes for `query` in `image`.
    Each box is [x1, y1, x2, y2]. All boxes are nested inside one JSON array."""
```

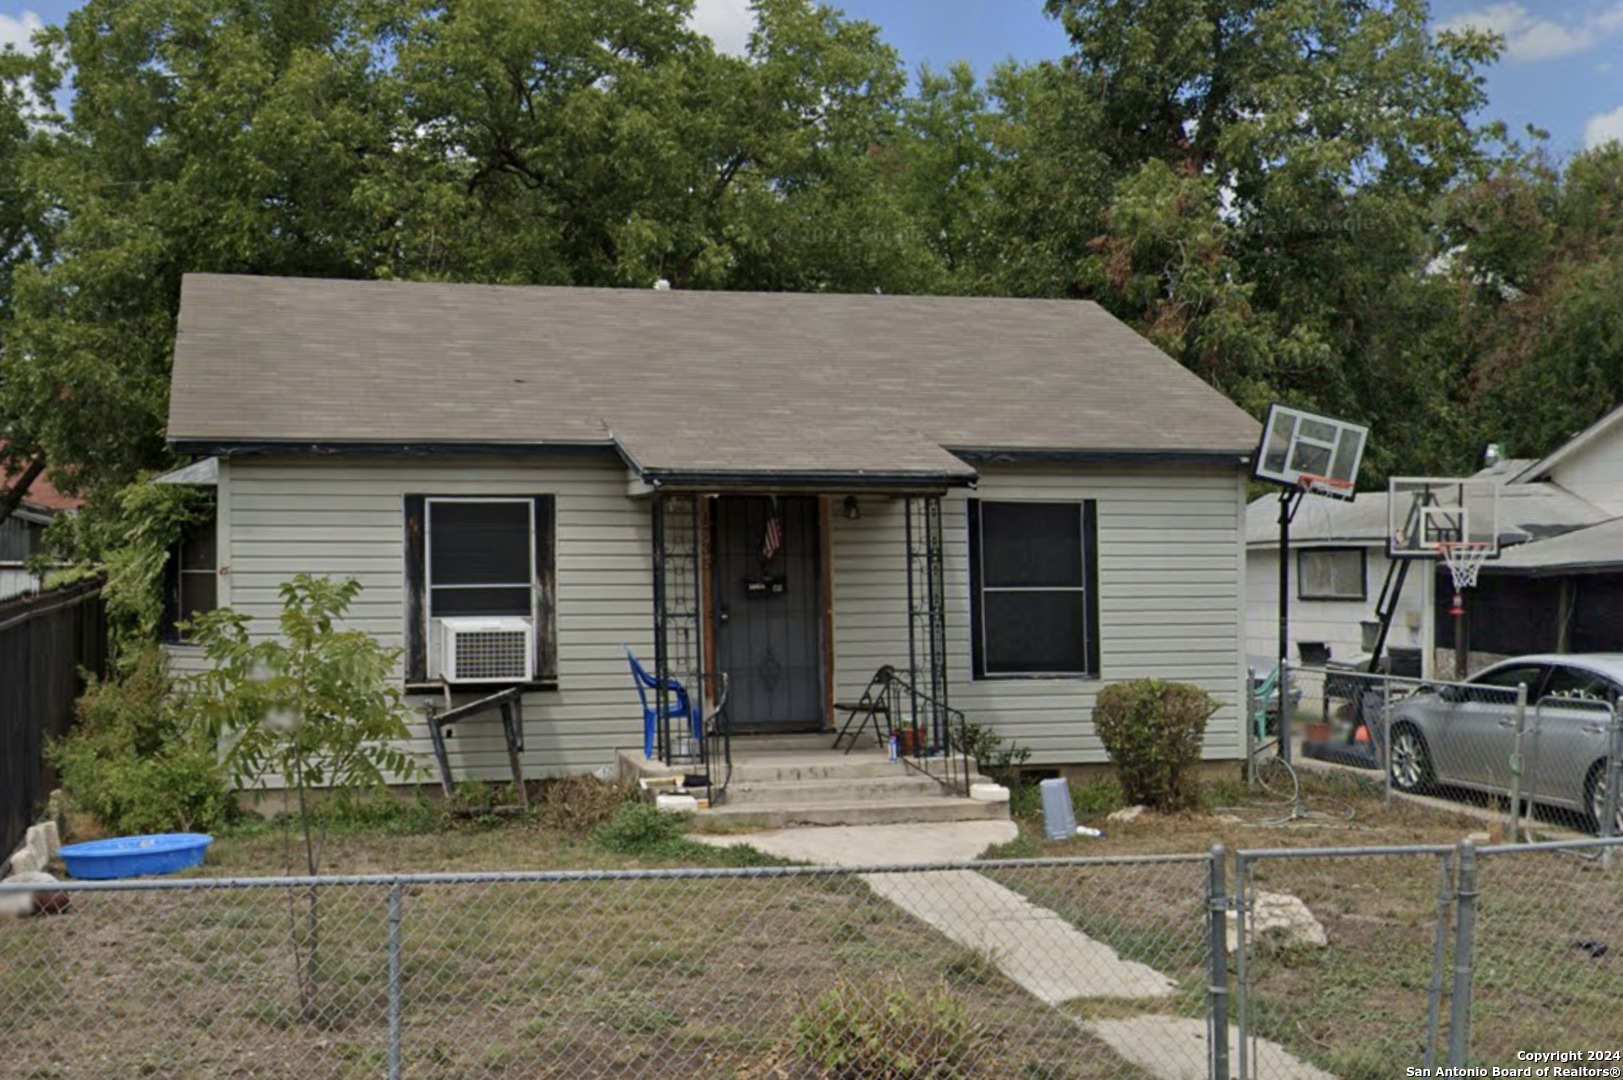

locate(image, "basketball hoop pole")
[[1276, 486, 1307, 765]]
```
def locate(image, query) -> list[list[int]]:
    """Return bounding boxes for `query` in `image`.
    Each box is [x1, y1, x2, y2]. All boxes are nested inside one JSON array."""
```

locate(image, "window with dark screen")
[[968, 501, 1099, 678]]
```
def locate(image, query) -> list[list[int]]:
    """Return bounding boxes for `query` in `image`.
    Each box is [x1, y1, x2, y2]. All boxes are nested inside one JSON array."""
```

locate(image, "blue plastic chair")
[[625, 646, 699, 760]]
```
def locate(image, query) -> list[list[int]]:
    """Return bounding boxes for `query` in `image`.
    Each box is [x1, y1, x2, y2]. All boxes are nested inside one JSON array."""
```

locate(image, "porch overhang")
[[611, 421, 979, 498], [625, 469, 974, 497]]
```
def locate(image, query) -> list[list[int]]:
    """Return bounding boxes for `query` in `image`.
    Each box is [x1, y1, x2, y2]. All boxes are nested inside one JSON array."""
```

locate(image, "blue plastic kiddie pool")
[[58, 833, 213, 880]]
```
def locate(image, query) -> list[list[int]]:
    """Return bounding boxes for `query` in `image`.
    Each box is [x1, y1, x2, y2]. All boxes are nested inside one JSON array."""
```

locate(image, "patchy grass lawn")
[[11, 771, 1618, 1080], [980, 767, 1623, 1080], [4, 803, 1149, 1080]]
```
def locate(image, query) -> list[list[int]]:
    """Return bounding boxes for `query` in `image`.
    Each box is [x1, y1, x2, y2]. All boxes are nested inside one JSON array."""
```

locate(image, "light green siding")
[[831, 465, 1248, 765], [208, 456, 653, 782], [174, 456, 1246, 783]]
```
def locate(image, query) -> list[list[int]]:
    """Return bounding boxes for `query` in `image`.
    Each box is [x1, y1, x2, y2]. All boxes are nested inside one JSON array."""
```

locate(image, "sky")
[[1, 0, 1620, 160]]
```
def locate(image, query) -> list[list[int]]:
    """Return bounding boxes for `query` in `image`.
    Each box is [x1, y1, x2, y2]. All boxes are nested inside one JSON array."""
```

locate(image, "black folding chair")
[[831, 665, 896, 754]]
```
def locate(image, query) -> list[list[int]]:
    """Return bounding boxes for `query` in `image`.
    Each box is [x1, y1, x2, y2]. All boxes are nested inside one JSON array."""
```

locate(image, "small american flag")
[[761, 514, 784, 562]]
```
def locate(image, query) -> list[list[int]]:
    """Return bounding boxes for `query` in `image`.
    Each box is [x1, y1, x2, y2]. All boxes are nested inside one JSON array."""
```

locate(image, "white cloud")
[[1438, 2, 1620, 62], [1585, 104, 1623, 149], [0, 11, 44, 54], [689, 0, 755, 57]]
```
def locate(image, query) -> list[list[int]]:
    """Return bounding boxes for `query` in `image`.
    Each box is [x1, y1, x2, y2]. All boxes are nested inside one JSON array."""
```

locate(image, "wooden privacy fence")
[[0, 579, 107, 858]]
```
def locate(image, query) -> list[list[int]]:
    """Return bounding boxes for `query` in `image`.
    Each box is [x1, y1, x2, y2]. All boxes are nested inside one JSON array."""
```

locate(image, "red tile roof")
[[0, 452, 85, 515]]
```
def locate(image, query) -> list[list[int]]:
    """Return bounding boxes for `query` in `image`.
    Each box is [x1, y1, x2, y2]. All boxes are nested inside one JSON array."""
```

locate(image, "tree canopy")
[[0, 0, 1617, 542]]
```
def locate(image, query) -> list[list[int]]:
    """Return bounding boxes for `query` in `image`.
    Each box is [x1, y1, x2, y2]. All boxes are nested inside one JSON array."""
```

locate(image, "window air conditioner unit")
[[439, 617, 534, 684]]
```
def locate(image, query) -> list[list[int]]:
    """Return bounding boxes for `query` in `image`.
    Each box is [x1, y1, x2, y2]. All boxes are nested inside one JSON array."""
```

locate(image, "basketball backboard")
[[1254, 404, 1369, 498], [1388, 477, 1500, 559]]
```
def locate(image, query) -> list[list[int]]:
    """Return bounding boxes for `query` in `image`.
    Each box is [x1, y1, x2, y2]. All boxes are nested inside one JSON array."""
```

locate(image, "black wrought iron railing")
[[884, 669, 974, 797], [697, 672, 733, 805]]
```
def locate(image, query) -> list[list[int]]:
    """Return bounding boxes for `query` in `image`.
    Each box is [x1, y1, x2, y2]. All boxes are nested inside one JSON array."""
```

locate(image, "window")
[[1297, 548, 1366, 601], [163, 505, 219, 642], [1471, 664, 1546, 693], [1542, 665, 1618, 708], [0, 515, 41, 564], [968, 500, 1099, 678], [404, 495, 556, 685], [428, 500, 533, 617]]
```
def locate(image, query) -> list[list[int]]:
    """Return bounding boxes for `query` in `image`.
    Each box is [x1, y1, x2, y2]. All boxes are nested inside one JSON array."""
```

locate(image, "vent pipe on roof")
[[653, 278, 672, 291], [1483, 443, 1504, 468]]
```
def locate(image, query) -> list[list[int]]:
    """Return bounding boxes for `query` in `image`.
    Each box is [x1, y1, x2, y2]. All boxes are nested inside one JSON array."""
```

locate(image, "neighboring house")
[[1435, 405, 1623, 672], [163, 273, 1260, 783], [1248, 402, 1623, 679], [0, 458, 83, 600]]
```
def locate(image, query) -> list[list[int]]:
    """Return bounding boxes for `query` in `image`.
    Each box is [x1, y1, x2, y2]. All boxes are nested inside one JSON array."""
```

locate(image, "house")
[[0, 457, 83, 600], [1435, 405, 1623, 672], [163, 273, 1260, 788], [1246, 402, 1623, 680]]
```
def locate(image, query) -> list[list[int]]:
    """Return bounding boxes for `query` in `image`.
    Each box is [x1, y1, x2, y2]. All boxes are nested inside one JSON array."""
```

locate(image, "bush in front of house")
[[1092, 679, 1219, 812], [793, 977, 979, 1079], [49, 647, 238, 835]]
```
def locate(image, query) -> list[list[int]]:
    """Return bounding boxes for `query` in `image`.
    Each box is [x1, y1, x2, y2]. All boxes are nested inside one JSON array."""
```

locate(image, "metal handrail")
[[884, 668, 973, 797], [700, 672, 733, 805]]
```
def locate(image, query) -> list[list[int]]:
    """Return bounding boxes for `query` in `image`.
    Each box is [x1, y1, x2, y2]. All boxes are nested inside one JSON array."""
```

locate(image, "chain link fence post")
[[1246, 666, 1257, 787], [1447, 839, 1479, 1067], [1507, 684, 1529, 842], [1207, 845, 1230, 1080], [1233, 852, 1253, 1080], [1424, 847, 1455, 1070], [1605, 701, 1623, 863], [388, 880, 403, 1080]]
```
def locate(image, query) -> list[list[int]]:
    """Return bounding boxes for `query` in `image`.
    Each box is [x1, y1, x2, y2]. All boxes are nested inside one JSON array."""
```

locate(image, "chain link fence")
[[0, 858, 1213, 1080], [7, 841, 1623, 1078], [1234, 845, 1458, 1079], [1273, 662, 1623, 841]]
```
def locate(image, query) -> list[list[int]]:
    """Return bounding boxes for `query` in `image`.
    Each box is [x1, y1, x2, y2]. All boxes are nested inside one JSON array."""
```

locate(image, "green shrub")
[[1091, 679, 1218, 812], [793, 977, 979, 1079], [1069, 775, 1125, 817], [321, 789, 444, 836], [49, 648, 237, 835], [591, 801, 690, 856], [1007, 778, 1045, 822], [949, 722, 1031, 782]]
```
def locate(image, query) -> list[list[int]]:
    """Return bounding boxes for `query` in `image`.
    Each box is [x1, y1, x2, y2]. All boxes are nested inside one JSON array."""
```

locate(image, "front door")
[[712, 496, 825, 732]]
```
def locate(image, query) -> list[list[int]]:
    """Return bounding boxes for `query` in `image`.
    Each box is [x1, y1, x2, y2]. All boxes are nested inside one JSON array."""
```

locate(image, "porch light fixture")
[[843, 495, 861, 520]]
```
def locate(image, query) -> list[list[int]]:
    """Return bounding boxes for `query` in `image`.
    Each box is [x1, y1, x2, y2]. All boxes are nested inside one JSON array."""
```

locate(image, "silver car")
[[1388, 653, 1623, 835]]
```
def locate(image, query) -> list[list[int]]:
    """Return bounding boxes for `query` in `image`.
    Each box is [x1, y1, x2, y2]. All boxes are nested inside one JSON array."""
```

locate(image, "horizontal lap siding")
[[831, 466, 1247, 766], [220, 457, 651, 783]]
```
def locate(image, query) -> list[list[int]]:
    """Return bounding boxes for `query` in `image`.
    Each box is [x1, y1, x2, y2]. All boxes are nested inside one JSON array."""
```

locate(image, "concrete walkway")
[[697, 821, 1335, 1080]]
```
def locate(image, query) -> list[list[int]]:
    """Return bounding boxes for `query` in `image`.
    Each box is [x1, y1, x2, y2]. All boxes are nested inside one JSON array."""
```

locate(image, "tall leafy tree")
[[984, 0, 1507, 478], [1446, 147, 1623, 459]]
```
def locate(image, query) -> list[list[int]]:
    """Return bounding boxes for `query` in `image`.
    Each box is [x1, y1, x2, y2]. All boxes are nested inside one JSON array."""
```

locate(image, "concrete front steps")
[[696, 735, 1010, 828]]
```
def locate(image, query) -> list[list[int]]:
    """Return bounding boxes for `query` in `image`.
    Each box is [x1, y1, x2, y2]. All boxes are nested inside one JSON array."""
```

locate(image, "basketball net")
[[1440, 542, 1492, 592]]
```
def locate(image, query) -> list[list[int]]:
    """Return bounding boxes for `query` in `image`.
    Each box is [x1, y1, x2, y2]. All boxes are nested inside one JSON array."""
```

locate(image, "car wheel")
[[1586, 763, 1623, 838], [1389, 724, 1433, 793]]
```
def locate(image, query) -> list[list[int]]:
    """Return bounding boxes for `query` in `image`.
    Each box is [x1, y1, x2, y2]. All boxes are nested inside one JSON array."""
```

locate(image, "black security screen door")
[[712, 496, 825, 731]]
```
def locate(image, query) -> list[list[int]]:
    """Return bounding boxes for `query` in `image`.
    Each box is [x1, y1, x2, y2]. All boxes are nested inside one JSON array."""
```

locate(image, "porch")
[[635, 486, 986, 817]]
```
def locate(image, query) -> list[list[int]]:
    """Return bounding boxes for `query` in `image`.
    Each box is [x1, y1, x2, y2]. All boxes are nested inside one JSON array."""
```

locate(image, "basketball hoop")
[[1297, 474, 1356, 502], [1439, 541, 1493, 592]]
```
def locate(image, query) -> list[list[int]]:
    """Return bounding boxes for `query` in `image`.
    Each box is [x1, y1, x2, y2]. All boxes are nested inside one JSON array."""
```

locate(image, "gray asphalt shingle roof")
[[1245, 481, 1611, 548], [167, 274, 1259, 479], [1488, 517, 1623, 575]]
